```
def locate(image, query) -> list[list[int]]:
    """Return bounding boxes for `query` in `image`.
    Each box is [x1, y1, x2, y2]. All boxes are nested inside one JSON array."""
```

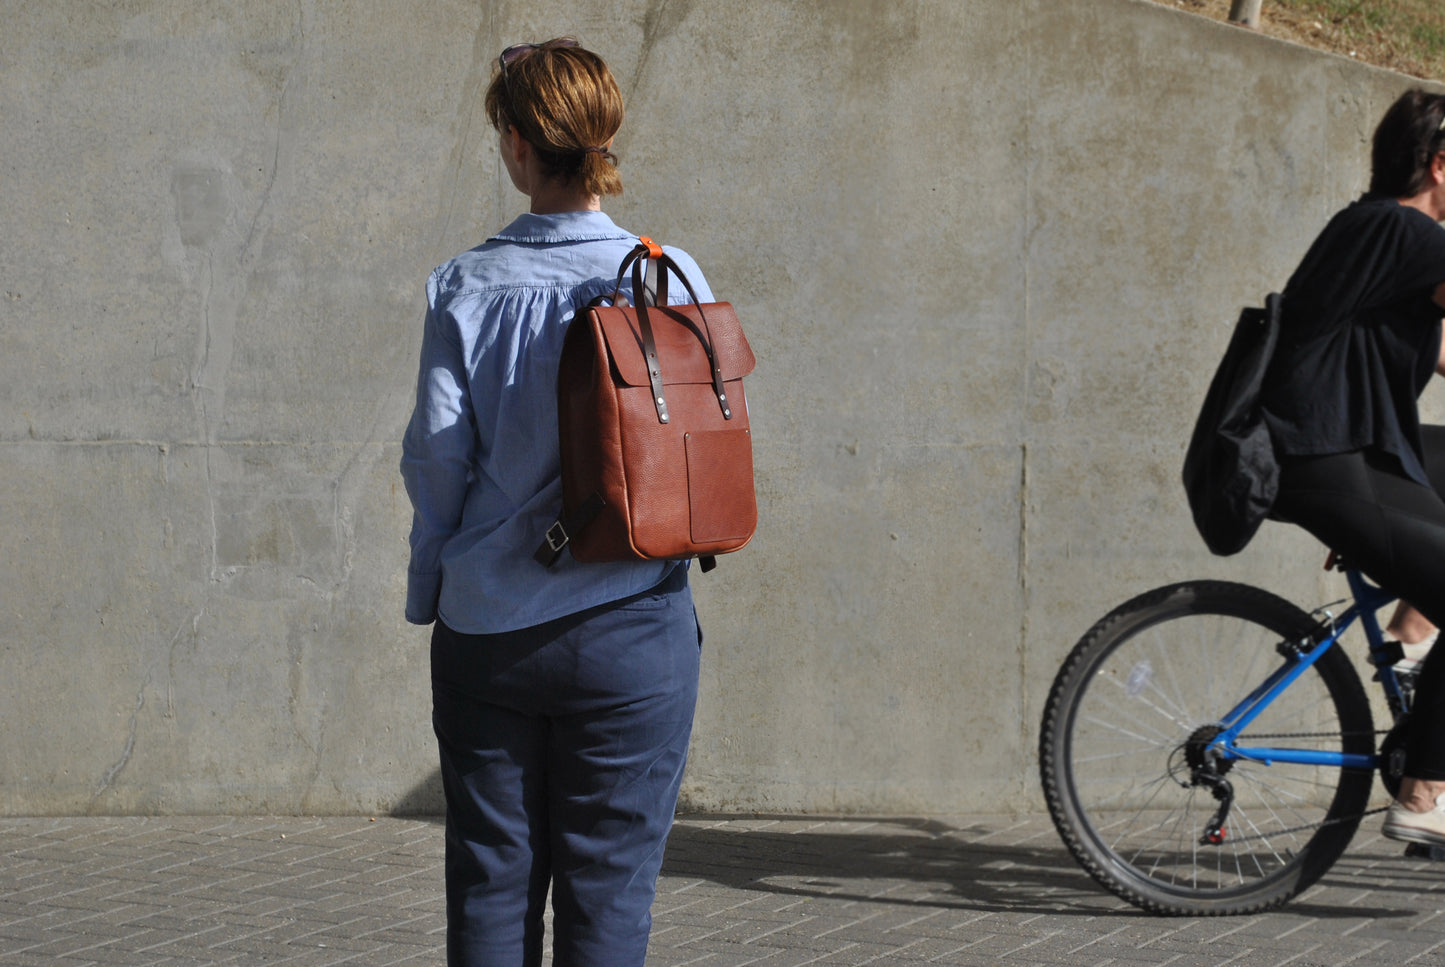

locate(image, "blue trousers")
[[430, 566, 700, 967]]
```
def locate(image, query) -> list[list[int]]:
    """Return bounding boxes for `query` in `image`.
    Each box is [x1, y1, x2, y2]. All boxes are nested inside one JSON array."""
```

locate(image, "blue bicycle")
[[1039, 559, 1421, 915]]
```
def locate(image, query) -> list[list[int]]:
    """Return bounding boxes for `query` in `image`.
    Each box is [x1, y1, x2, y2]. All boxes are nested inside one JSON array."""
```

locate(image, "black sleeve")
[[1289, 202, 1445, 320], [1392, 209, 1445, 299]]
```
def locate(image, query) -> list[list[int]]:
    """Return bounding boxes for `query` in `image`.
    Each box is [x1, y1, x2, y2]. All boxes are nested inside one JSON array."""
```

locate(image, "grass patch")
[[1152, 0, 1445, 80]]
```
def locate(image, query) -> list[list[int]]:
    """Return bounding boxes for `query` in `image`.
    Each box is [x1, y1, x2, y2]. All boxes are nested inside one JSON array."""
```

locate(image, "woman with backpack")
[[400, 37, 711, 965]]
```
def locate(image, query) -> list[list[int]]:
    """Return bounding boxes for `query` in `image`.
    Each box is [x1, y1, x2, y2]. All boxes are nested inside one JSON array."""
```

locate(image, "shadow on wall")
[[390, 770, 445, 819]]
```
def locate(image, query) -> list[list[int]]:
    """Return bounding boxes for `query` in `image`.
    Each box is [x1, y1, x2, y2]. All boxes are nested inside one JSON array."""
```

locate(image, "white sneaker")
[[1383, 795, 1445, 846]]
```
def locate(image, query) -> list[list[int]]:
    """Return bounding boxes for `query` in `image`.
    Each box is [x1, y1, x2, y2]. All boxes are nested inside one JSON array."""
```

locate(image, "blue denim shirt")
[[401, 210, 712, 633]]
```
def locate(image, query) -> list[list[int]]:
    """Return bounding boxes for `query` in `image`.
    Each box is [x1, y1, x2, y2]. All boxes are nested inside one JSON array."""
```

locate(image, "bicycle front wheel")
[[1040, 581, 1375, 915]]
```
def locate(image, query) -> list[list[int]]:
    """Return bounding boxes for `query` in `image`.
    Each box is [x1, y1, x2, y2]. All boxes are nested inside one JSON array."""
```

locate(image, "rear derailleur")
[[1169, 724, 1234, 846]]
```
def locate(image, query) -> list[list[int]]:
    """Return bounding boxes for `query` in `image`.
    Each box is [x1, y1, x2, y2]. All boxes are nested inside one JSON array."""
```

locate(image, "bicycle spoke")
[[1078, 711, 1176, 749], [1109, 774, 1184, 854], [1094, 669, 1201, 737], [1228, 803, 1290, 873]]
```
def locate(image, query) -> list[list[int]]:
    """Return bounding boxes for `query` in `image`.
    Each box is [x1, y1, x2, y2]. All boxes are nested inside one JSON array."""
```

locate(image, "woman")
[[400, 38, 710, 965], [1263, 87, 1445, 845]]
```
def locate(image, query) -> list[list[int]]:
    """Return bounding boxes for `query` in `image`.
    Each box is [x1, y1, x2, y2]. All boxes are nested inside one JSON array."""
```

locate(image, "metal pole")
[[1228, 0, 1263, 28]]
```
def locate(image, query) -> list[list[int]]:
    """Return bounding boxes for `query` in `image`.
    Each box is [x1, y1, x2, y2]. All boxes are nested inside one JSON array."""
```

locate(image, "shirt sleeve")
[[1397, 211, 1445, 296], [399, 284, 476, 625]]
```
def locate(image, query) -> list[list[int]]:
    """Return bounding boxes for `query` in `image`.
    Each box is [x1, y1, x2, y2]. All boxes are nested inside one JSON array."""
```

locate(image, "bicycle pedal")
[[1403, 842, 1445, 861], [1372, 666, 1419, 686]]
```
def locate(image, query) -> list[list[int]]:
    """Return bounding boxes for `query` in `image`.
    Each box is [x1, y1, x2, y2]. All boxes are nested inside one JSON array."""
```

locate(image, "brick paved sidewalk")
[[3, 813, 1445, 965]]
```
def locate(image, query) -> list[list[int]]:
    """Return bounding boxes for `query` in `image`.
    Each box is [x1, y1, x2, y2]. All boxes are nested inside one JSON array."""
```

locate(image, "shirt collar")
[[490, 210, 634, 245]]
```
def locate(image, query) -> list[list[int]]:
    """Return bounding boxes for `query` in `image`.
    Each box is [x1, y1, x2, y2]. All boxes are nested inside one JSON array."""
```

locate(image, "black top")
[[1262, 194, 1445, 486]]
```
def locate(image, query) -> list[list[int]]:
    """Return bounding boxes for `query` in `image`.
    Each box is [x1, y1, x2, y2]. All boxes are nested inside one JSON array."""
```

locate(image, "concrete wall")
[[1, 0, 1438, 815]]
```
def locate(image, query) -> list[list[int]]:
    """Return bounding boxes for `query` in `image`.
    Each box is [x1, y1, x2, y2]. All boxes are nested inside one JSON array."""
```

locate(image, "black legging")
[[1275, 425, 1445, 779]]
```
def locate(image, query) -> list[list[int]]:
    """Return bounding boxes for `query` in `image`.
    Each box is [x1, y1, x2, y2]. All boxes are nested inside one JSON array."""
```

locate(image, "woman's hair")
[[1371, 87, 1445, 197], [484, 38, 624, 197]]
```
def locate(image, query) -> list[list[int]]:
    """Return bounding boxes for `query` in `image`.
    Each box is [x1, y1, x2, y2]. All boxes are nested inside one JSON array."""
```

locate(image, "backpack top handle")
[[608, 237, 732, 424]]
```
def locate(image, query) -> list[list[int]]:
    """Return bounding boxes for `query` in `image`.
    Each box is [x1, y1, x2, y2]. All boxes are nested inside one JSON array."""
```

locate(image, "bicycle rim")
[[1041, 582, 1375, 915]]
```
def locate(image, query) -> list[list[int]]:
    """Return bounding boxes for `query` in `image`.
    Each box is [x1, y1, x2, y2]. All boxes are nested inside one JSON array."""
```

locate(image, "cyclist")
[[1263, 88, 1445, 846]]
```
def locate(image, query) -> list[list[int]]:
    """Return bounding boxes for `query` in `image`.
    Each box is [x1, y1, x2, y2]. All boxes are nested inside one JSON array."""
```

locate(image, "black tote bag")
[[1181, 294, 1283, 556]]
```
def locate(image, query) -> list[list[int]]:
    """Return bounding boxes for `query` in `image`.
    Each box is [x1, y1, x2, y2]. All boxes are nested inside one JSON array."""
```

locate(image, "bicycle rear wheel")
[[1040, 581, 1375, 915]]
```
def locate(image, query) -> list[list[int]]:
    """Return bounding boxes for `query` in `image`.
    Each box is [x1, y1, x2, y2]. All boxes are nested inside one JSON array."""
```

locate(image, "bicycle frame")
[[1210, 568, 1408, 771]]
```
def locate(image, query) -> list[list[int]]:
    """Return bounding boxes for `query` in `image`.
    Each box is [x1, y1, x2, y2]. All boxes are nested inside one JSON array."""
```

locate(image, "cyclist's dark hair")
[[1371, 87, 1445, 197]]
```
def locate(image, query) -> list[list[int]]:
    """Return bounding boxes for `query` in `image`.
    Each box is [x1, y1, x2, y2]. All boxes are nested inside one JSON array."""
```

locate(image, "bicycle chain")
[[1211, 805, 1389, 845], [1239, 730, 1390, 740]]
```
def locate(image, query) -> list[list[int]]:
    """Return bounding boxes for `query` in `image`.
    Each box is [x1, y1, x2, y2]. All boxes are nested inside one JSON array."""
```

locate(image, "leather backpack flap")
[[593, 301, 758, 557], [596, 300, 755, 388]]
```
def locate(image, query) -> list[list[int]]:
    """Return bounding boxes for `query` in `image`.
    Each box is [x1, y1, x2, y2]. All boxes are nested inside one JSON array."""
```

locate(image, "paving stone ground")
[[3, 813, 1445, 965]]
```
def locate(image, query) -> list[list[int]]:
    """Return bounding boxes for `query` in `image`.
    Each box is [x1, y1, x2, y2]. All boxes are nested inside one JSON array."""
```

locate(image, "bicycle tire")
[[1040, 581, 1375, 915]]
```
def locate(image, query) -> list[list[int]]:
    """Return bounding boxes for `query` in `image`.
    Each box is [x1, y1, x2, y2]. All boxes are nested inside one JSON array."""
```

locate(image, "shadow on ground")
[[661, 815, 1424, 920], [387, 770, 1431, 922]]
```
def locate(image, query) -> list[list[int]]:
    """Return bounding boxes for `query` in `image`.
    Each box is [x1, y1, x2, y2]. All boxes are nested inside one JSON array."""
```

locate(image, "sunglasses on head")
[[498, 38, 579, 87]]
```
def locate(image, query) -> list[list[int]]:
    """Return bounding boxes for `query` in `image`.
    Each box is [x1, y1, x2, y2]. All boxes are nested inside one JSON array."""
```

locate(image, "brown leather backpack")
[[534, 237, 757, 571]]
